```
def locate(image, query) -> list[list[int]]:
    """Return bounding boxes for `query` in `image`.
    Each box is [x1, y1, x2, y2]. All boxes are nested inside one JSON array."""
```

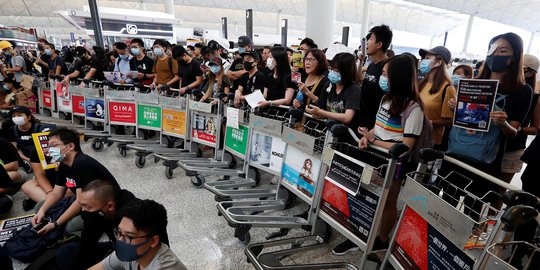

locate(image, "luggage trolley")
[[216, 111, 337, 245], [380, 149, 522, 270], [37, 76, 56, 117], [176, 98, 237, 187], [244, 124, 408, 270], [75, 80, 111, 151], [205, 107, 289, 202], [50, 76, 73, 121]]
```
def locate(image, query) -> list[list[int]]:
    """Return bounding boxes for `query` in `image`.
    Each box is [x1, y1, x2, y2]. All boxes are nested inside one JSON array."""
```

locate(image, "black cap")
[[238, 36, 252, 47], [419, 46, 451, 64], [74, 46, 88, 58], [9, 106, 31, 117], [207, 40, 221, 51], [240, 50, 260, 62]]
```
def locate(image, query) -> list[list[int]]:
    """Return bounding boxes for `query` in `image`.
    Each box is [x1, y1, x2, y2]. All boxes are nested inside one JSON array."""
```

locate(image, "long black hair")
[[477, 32, 525, 93], [330, 52, 357, 87], [270, 46, 291, 90], [382, 55, 422, 115]]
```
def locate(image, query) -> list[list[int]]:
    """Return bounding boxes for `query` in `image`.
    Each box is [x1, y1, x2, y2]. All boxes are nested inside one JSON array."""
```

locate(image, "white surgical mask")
[[12, 116, 26, 126], [266, 57, 275, 70]]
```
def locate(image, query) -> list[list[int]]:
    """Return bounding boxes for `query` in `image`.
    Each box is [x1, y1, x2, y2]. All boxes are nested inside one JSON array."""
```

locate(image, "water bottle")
[[296, 91, 303, 104]]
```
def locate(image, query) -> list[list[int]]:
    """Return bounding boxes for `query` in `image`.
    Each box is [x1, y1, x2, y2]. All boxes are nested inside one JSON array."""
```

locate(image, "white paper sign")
[[226, 107, 239, 129], [245, 90, 266, 108]]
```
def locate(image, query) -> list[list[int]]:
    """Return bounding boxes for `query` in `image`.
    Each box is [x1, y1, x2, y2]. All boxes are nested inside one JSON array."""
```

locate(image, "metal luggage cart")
[[205, 106, 289, 202], [381, 149, 523, 270], [50, 76, 73, 121], [37, 77, 55, 117], [216, 111, 337, 245], [481, 242, 540, 269], [244, 124, 408, 270]]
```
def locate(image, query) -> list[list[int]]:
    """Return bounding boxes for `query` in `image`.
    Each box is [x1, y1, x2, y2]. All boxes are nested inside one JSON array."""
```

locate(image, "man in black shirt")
[[62, 46, 105, 84], [227, 36, 253, 92], [55, 180, 138, 270], [32, 128, 120, 236], [234, 51, 266, 107], [129, 38, 154, 85], [172, 45, 203, 95]]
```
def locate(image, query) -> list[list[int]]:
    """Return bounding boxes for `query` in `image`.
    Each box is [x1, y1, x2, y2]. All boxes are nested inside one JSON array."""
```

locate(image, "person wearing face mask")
[[129, 38, 154, 85], [200, 57, 231, 103], [62, 46, 106, 85], [292, 49, 330, 111], [89, 199, 185, 270], [172, 45, 203, 95], [1, 43, 26, 83], [417, 46, 457, 150], [6, 106, 50, 165], [32, 128, 120, 245], [447, 33, 533, 213], [234, 51, 266, 107], [113, 42, 135, 84], [451, 64, 473, 87], [0, 77, 16, 110], [227, 36, 253, 93], [306, 52, 361, 136], [150, 39, 179, 91], [44, 43, 68, 77], [258, 46, 296, 108], [54, 180, 138, 270]]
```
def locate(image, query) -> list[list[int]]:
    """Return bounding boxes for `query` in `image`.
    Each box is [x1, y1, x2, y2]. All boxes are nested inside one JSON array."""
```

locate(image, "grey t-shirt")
[[102, 244, 186, 270], [11, 55, 25, 82]]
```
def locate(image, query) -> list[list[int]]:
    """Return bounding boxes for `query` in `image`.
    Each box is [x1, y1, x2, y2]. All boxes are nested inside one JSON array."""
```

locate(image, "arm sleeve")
[[254, 73, 266, 91], [441, 84, 457, 119], [55, 167, 66, 187], [15, 56, 25, 68], [344, 85, 361, 111], [192, 60, 203, 77], [145, 58, 154, 74], [1, 139, 19, 163], [403, 106, 424, 138], [317, 86, 329, 109], [171, 60, 179, 76], [101, 252, 126, 270]]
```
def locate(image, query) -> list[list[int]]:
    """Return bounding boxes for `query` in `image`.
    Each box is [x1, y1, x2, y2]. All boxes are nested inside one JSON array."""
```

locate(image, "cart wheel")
[[239, 232, 251, 245], [91, 141, 104, 152], [190, 175, 205, 187], [118, 147, 127, 157], [165, 166, 174, 179], [107, 141, 114, 147], [135, 155, 146, 168]]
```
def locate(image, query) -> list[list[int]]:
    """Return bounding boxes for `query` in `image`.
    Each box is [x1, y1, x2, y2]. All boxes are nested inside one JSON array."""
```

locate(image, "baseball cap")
[[207, 40, 221, 51], [208, 57, 223, 66], [419, 46, 452, 64], [523, 54, 540, 72], [238, 36, 252, 47], [240, 50, 260, 62], [0, 40, 12, 50], [9, 106, 32, 117], [74, 46, 88, 58]]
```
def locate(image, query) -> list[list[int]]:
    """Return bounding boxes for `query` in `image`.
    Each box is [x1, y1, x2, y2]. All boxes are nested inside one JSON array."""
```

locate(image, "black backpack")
[[3, 197, 75, 263]]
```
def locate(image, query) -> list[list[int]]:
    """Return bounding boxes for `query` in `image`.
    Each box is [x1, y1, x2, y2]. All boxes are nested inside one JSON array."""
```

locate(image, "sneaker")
[[332, 239, 360, 256], [22, 198, 37, 211], [270, 176, 280, 185]]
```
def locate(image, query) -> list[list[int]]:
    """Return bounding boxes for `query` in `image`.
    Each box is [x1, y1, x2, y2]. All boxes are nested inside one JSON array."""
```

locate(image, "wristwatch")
[[53, 221, 59, 229]]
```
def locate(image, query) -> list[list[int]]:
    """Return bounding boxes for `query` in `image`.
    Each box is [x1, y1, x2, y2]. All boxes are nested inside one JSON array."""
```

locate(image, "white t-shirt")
[[374, 101, 423, 142], [101, 244, 187, 270], [11, 55, 26, 82]]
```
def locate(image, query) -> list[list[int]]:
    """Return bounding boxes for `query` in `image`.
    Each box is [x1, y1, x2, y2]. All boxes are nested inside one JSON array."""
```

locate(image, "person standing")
[[149, 39, 179, 91], [172, 45, 203, 95], [129, 38, 154, 85]]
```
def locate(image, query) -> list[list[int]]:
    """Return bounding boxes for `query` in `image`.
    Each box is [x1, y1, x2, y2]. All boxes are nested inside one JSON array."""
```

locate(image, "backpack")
[[447, 94, 506, 164], [3, 197, 75, 263], [401, 101, 434, 163]]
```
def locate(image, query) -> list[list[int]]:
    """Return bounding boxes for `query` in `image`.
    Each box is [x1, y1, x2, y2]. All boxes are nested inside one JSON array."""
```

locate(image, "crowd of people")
[[0, 22, 539, 269]]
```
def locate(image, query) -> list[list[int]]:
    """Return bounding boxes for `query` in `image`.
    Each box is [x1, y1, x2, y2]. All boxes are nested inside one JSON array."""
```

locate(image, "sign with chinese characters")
[[137, 104, 162, 129]]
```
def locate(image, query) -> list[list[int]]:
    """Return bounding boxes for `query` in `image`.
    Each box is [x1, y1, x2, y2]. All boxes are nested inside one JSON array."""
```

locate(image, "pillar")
[[360, 0, 370, 40], [221, 17, 228, 39], [342, 26, 350, 46], [305, 0, 336, 49], [462, 15, 475, 53], [527, 32, 535, 54], [281, 19, 288, 47], [88, 0, 103, 47], [164, 0, 177, 43], [246, 9, 253, 41]]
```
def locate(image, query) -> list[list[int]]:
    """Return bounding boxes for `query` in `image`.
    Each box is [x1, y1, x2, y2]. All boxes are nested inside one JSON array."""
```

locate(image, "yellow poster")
[[162, 109, 186, 136], [32, 132, 57, 170]]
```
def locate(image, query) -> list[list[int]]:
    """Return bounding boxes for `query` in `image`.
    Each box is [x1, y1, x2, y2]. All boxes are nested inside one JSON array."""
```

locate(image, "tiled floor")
[[5, 134, 533, 269]]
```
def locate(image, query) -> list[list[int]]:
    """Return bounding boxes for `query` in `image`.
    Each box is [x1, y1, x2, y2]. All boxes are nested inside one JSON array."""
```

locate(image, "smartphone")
[[291, 71, 301, 83], [31, 217, 51, 234]]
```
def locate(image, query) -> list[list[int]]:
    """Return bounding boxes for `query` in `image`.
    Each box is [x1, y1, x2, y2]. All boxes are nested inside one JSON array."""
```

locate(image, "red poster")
[[55, 82, 68, 97], [42, 90, 52, 108], [72, 95, 85, 114], [109, 101, 136, 123], [393, 207, 428, 270]]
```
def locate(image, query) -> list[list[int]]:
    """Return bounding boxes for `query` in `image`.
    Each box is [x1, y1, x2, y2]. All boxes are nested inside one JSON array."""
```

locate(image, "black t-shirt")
[[503, 85, 534, 152], [261, 67, 273, 80], [239, 70, 266, 96], [56, 152, 119, 194], [296, 77, 331, 110], [317, 84, 361, 131], [7, 123, 44, 158], [48, 55, 68, 75], [359, 61, 386, 129], [75, 57, 105, 81], [130, 55, 154, 84], [0, 137, 19, 166], [30, 149, 57, 186], [229, 58, 245, 91], [265, 74, 297, 101], [178, 59, 203, 88], [40, 54, 50, 75]]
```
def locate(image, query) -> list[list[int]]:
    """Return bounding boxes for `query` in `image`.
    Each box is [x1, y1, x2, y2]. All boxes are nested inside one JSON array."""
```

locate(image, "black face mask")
[[244, 61, 255, 71], [80, 209, 106, 223]]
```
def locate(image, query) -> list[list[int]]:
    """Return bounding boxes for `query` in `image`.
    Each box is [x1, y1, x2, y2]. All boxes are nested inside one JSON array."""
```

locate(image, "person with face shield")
[[200, 57, 231, 103], [89, 199, 185, 270], [417, 46, 457, 150], [54, 180, 139, 270]]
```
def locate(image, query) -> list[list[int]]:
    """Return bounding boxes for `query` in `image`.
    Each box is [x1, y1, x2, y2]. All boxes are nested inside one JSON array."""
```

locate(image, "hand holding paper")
[[245, 90, 266, 108]]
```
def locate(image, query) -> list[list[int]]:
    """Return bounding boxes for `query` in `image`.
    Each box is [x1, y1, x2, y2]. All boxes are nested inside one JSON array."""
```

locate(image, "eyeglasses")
[[304, 57, 318, 63], [114, 228, 149, 244]]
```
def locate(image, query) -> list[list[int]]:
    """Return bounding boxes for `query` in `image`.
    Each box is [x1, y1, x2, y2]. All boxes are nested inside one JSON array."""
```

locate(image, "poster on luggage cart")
[[162, 109, 186, 136], [225, 125, 249, 156], [281, 146, 321, 199], [55, 82, 72, 112], [453, 79, 498, 132], [249, 131, 286, 174], [109, 101, 136, 124], [137, 104, 162, 129], [391, 207, 474, 270], [85, 98, 105, 120], [191, 113, 217, 145], [325, 151, 366, 195], [42, 89, 52, 108], [72, 95, 85, 115], [0, 214, 34, 243], [31, 131, 56, 170], [321, 179, 379, 243]]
